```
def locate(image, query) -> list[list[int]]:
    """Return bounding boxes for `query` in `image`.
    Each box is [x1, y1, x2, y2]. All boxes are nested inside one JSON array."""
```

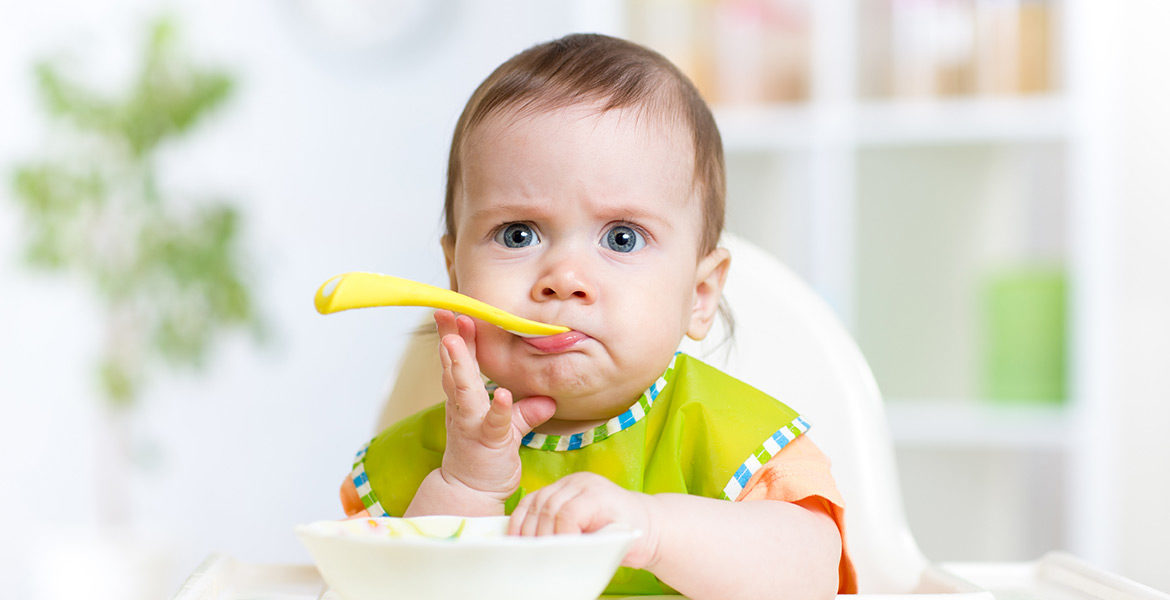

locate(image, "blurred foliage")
[[9, 18, 262, 410]]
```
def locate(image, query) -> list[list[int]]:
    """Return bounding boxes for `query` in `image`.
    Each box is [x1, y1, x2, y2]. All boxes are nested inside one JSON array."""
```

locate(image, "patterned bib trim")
[[517, 352, 679, 451], [350, 442, 388, 517], [349, 353, 682, 517], [720, 415, 812, 501]]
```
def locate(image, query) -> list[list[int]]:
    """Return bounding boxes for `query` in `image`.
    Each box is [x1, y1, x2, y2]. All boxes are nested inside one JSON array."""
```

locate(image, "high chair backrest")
[[376, 233, 928, 593], [677, 233, 927, 592]]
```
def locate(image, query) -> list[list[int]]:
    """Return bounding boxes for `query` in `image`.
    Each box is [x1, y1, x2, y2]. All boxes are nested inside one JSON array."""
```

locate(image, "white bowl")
[[295, 516, 639, 600]]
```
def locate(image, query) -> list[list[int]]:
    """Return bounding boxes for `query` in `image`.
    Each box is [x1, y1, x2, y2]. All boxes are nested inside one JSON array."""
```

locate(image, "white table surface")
[[173, 552, 1168, 600]]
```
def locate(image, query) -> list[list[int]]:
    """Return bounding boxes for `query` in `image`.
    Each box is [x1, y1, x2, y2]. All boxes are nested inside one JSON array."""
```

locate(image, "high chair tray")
[[943, 553, 1168, 600], [173, 552, 1166, 600]]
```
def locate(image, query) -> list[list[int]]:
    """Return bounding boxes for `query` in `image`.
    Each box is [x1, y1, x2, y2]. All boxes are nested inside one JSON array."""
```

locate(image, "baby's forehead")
[[453, 101, 705, 238], [463, 104, 695, 191], [470, 106, 693, 177], [468, 100, 691, 152]]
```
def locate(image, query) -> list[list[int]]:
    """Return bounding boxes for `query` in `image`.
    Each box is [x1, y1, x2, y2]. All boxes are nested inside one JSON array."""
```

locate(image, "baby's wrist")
[[438, 464, 518, 505], [632, 493, 668, 571], [406, 468, 508, 518]]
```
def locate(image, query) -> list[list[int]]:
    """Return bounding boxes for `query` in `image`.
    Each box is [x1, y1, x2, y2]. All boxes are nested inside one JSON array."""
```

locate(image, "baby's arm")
[[404, 311, 555, 517], [643, 493, 840, 599], [509, 473, 840, 600]]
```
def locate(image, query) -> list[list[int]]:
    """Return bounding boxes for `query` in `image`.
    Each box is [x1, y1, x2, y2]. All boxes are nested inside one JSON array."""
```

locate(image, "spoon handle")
[[314, 272, 569, 337]]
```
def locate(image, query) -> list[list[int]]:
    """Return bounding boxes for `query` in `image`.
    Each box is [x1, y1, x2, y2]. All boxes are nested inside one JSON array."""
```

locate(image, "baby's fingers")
[[508, 487, 539, 536], [454, 314, 477, 364], [435, 310, 461, 401], [532, 485, 589, 537], [436, 310, 478, 368], [441, 334, 487, 419], [438, 341, 457, 401], [481, 386, 514, 446], [508, 482, 587, 537], [434, 309, 458, 338]]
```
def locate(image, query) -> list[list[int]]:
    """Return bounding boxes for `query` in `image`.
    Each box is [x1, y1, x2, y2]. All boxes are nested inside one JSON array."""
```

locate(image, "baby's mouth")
[[522, 330, 590, 353]]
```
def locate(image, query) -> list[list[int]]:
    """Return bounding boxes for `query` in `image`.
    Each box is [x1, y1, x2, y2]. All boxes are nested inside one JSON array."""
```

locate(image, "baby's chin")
[[533, 413, 613, 436], [496, 376, 645, 428], [482, 353, 600, 396], [480, 346, 669, 413], [489, 371, 597, 404]]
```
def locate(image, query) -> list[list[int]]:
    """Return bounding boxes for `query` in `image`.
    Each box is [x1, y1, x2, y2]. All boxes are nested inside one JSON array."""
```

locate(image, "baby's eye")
[[494, 223, 540, 248], [603, 225, 645, 253]]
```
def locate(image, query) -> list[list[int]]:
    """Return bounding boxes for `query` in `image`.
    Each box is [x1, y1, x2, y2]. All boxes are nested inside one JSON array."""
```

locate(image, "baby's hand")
[[434, 310, 556, 502], [507, 472, 661, 570]]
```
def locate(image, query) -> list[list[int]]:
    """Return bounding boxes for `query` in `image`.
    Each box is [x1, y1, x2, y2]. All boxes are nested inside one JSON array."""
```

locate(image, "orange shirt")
[[737, 435, 858, 594]]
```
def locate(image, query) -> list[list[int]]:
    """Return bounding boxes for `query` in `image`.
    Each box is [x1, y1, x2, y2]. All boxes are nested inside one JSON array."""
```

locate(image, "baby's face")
[[445, 103, 722, 431]]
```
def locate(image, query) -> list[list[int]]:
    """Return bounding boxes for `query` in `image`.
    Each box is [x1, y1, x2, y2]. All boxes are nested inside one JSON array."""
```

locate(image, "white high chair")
[[371, 233, 1167, 599], [175, 234, 1167, 599]]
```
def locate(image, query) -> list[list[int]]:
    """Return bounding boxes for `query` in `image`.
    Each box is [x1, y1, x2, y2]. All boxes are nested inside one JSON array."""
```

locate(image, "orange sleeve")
[[735, 435, 858, 594], [340, 476, 371, 518]]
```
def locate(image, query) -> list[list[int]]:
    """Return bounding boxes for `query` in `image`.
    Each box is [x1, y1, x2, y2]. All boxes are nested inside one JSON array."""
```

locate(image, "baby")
[[340, 33, 856, 598]]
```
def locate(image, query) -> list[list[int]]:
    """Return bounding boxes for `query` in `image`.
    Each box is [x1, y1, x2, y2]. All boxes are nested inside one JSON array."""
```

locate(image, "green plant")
[[9, 18, 261, 410]]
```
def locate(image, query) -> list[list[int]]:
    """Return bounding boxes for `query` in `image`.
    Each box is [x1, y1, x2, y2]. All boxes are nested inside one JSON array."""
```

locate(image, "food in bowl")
[[295, 515, 638, 600]]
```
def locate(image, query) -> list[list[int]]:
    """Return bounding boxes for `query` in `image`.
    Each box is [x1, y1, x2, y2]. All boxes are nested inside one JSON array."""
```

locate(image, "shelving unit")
[[714, 96, 1069, 151], [575, 0, 1111, 566], [853, 96, 1068, 146]]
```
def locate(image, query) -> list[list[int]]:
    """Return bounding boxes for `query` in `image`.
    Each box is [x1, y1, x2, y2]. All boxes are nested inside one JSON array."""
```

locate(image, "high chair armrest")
[[942, 552, 1169, 600]]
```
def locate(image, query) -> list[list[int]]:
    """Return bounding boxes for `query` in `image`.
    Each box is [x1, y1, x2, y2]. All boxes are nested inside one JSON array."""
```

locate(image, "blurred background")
[[1, 0, 1167, 598]]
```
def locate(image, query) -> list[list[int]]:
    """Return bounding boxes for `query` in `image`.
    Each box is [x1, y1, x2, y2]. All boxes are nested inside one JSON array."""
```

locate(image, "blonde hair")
[[443, 33, 725, 256]]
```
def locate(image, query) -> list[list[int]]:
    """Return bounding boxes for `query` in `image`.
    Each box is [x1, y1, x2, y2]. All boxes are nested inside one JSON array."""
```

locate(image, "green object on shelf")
[[981, 266, 1067, 404]]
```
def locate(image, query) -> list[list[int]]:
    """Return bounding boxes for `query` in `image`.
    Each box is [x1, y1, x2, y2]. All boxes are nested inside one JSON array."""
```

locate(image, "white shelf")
[[855, 96, 1070, 147], [716, 95, 1070, 153], [715, 104, 817, 152], [885, 399, 1071, 451]]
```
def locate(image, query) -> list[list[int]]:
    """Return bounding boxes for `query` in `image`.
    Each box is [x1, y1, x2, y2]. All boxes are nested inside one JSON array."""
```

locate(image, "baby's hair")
[[443, 33, 726, 257]]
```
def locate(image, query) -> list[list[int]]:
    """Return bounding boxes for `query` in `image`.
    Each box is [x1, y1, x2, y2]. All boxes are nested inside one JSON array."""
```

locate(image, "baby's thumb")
[[512, 396, 557, 436]]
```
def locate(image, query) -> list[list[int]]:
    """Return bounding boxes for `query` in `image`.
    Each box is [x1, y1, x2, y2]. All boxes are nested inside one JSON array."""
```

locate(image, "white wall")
[[0, 1, 585, 597], [2, 0, 1168, 597], [1110, 0, 1170, 590]]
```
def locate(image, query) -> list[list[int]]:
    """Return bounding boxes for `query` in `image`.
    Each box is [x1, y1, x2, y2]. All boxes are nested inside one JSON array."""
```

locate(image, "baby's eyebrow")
[[467, 200, 674, 231], [466, 203, 552, 222], [602, 207, 669, 225], [590, 205, 675, 234]]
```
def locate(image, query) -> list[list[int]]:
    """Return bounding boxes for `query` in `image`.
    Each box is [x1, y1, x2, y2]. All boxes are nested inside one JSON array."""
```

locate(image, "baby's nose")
[[533, 262, 595, 302]]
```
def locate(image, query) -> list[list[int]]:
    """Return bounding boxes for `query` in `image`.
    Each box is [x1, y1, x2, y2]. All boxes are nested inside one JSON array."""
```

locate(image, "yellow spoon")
[[314, 272, 570, 338]]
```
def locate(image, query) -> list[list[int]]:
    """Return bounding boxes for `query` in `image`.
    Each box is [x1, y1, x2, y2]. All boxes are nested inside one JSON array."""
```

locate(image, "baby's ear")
[[441, 234, 458, 291], [687, 247, 731, 341]]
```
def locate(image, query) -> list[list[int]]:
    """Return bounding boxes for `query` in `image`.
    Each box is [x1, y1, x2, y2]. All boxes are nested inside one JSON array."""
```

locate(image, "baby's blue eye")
[[604, 225, 645, 253], [494, 223, 539, 248]]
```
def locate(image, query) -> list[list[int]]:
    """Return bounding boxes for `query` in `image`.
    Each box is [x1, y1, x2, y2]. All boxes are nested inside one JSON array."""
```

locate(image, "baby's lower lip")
[[522, 330, 589, 353]]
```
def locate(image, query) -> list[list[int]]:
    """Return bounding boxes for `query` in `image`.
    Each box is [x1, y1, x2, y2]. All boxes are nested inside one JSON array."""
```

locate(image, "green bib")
[[349, 352, 809, 596]]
